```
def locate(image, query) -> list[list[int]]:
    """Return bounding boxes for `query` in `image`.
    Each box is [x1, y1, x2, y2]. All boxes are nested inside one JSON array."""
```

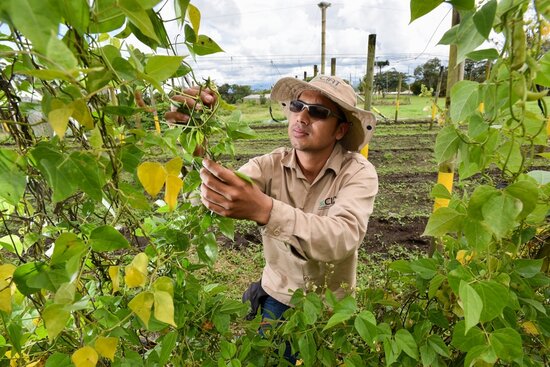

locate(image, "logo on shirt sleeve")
[[318, 196, 336, 209]]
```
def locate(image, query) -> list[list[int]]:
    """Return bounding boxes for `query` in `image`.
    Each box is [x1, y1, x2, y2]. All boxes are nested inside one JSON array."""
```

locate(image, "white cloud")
[[160, 0, 455, 89]]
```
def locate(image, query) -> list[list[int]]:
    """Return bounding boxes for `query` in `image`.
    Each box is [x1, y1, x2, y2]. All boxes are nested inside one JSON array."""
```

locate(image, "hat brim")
[[271, 77, 376, 151]]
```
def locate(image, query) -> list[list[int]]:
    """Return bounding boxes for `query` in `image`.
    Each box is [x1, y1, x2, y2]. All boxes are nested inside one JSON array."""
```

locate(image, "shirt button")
[[273, 228, 281, 236]]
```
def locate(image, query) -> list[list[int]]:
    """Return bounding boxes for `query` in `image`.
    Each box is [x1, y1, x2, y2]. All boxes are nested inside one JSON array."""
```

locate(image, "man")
[[197, 75, 378, 321]]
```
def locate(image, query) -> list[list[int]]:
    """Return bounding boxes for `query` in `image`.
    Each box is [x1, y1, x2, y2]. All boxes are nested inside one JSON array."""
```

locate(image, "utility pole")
[[318, 2, 331, 75]]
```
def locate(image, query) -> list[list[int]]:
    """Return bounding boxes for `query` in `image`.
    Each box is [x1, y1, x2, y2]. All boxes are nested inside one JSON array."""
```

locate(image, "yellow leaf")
[[131, 253, 148, 274], [124, 253, 148, 288], [129, 291, 154, 327], [108, 266, 120, 293], [522, 321, 539, 335], [165, 157, 183, 175], [456, 250, 468, 265], [94, 336, 118, 361], [0, 284, 11, 314], [71, 346, 98, 367], [164, 174, 183, 211], [71, 99, 94, 129], [0, 264, 16, 314], [0, 264, 16, 282], [48, 105, 74, 139], [124, 265, 146, 288], [154, 290, 176, 327], [153, 277, 174, 297], [137, 162, 167, 197]]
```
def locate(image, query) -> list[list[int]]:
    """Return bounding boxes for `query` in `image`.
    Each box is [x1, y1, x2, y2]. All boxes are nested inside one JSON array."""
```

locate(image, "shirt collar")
[[282, 143, 345, 178]]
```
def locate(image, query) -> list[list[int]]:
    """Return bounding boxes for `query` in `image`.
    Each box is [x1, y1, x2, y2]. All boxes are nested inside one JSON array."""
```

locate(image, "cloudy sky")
[[161, 1, 454, 90]]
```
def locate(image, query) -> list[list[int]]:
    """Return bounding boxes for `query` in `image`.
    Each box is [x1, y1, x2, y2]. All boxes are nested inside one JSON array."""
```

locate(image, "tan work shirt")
[[239, 143, 378, 306]]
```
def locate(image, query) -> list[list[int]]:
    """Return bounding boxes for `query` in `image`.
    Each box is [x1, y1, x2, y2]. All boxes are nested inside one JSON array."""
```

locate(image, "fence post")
[[394, 74, 402, 123], [363, 34, 376, 111], [331, 58, 336, 76]]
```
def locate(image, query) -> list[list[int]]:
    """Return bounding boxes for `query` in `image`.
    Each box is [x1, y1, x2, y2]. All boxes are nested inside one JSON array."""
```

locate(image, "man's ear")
[[335, 122, 350, 141]]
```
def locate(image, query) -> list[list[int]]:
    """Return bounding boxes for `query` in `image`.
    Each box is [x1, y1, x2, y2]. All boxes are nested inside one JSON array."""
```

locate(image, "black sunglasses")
[[289, 100, 344, 120]]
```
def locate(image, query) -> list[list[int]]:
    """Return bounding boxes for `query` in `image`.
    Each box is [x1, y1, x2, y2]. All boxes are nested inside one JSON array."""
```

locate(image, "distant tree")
[[372, 68, 409, 94], [411, 58, 447, 96], [217, 83, 252, 104], [464, 59, 490, 82]]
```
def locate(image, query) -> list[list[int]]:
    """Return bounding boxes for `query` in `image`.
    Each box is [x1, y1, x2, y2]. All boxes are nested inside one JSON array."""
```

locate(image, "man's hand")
[[200, 159, 273, 225], [165, 86, 217, 124]]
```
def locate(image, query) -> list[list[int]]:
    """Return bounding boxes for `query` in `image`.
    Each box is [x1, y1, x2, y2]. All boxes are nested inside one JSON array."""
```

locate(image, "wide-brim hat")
[[270, 74, 376, 152]]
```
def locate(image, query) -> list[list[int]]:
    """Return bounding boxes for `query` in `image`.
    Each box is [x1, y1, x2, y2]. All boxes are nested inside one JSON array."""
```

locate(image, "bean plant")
[[0, 0, 549, 366]]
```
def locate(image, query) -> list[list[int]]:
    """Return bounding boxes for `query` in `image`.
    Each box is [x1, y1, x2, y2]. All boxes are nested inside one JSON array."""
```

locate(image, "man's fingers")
[[171, 94, 203, 111], [165, 111, 190, 124], [201, 159, 239, 184]]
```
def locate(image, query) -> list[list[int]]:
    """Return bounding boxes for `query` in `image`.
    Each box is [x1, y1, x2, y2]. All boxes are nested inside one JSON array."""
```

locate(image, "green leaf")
[[527, 170, 550, 185], [489, 328, 523, 362], [409, 0, 443, 23], [60, 0, 90, 35], [234, 171, 254, 184], [505, 180, 539, 218], [409, 258, 438, 280], [481, 193, 522, 239], [51, 233, 87, 265], [298, 333, 316, 366], [434, 125, 460, 163], [466, 48, 500, 61], [46, 35, 78, 70], [217, 217, 235, 240], [451, 321, 485, 352], [468, 185, 499, 219], [471, 280, 510, 322], [190, 35, 224, 56], [463, 218, 492, 251], [459, 280, 482, 333], [427, 334, 450, 357], [120, 6, 159, 43], [45, 353, 72, 367], [6, 0, 61, 52], [323, 312, 352, 331], [473, 0, 496, 38], [450, 80, 480, 123], [430, 183, 452, 199], [68, 151, 107, 201], [158, 332, 177, 366], [354, 311, 378, 346], [0, 149, 27, 206], [395, 329, 418, 359], [145, 55, 184, 83], [534, 51, 550, 87], [423, 207, 464, 237], [428, 273, 446, 299], [464, 345, 497, 366], [43, 303, 70, 341], [12, 262, 42, 295], [438, 11, 486, 62], [449, 0, 475, 10], [89, 0, 125, 33], [89, 225, 130, 252], [513, 259, 543, 278]]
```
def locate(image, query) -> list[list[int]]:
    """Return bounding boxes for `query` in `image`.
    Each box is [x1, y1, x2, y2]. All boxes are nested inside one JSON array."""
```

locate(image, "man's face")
[[287, 90, 349, 154]]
